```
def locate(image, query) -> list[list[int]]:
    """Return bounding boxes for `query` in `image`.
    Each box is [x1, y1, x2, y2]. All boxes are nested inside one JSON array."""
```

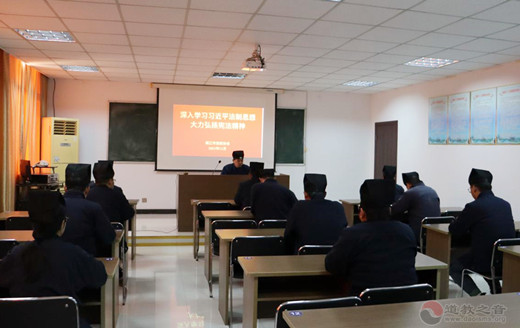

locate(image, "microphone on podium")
[[212, 160, 222, 175]]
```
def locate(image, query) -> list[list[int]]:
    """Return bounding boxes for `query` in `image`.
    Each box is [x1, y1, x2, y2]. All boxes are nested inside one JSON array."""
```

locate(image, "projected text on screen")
[[172, 104, 263, 157]]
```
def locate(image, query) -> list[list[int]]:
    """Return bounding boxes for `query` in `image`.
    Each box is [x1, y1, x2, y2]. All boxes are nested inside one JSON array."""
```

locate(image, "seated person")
[[250, 169, 297, 221], [284, 173, 347, 254], [383, 165, 404, 201], [0, 190, 107, 328], [449, 168, 515, 296], [221, 150, 250, 175], [87, 160, 134, 225], [61, 163, 115, 257], [325, 179, 417, 296], [234, 161, 264, 209], [390, 171, 440, 244]]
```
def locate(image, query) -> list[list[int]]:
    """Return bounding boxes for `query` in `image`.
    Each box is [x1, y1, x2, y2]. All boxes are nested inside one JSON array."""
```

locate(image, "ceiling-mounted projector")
[[242, 44, 265, 72]]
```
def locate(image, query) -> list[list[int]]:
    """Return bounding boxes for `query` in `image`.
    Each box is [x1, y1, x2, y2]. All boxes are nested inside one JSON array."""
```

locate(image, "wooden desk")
[[239, 253, 446, 328], [422, 223, 451, 299], [98, 258, 119, 328], [191, 199, 235, 260], [216, 228, 284, 324], [0, 230, 33, 241], [0, 211, 29, 220], [339, 199, 359, 227], [283, 292, 520, 328], [128, 199, 138, 260], [500, 245, 520, 293], [202, 210, 254, 283]]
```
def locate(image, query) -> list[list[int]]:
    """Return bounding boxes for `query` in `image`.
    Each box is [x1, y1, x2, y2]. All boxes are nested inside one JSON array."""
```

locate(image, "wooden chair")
[[5, 217, 32, 230], [359, 283, 434, 306], [194, 202, 236, 260], [419, 216, 455, 253], [297, 244, 333, 255], [0, 296, 79, 328], [229, 236, 286, 326], [258, 219, 287, 229], [208, 219, 257, 297], [0, 239, 19, 259], [460, 238, 520, 296], [275, 296, 362, 328]]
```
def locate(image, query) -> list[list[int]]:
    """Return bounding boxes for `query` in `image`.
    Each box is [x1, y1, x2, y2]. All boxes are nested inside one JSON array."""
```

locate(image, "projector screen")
[[156, 85, 276, 171]]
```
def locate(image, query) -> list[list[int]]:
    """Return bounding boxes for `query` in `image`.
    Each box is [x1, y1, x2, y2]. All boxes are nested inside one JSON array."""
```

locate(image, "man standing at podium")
[[221, 150, 250, 175]]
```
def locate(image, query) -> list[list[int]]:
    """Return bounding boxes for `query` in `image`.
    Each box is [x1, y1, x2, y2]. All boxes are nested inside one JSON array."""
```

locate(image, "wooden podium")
[[177, 173, 290, 232]]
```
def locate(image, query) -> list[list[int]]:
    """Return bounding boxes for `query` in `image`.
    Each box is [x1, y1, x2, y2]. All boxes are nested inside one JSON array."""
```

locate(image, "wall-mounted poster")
[[448, 93, 470, 144], [497, 84, 520, 144], [471, 88, 496, 144], [429, 96, 448, 144]]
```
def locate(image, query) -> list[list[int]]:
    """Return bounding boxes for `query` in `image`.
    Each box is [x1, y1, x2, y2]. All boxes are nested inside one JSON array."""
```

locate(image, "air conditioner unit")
[[41, 117, 80, 183]]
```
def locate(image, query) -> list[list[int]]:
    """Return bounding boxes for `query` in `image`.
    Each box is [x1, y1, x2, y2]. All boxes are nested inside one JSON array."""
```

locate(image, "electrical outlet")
[[142, 197, 147, 203]]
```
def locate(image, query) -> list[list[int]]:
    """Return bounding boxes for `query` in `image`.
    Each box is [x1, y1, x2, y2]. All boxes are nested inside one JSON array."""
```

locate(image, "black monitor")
[[20, 159, 31, 183]]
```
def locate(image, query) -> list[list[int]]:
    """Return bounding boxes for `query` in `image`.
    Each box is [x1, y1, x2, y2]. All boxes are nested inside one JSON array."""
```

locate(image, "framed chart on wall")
[[428, 96, 448, 144], [497, 84, 520, 144], [471, 88, 496, 144], [448, 93, 470, 144]]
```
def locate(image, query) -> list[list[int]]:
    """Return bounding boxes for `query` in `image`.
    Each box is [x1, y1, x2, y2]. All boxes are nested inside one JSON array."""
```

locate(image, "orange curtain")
[[1, 50, 45, 211]]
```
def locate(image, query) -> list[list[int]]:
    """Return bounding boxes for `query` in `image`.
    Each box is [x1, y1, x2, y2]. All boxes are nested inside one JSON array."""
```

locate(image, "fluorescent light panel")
[[212, 72, 246, 79], [405, 57, 459, 68], [15, 29, 75, 42], [61, 65, 99, 72], [343, 80, 377, 87]]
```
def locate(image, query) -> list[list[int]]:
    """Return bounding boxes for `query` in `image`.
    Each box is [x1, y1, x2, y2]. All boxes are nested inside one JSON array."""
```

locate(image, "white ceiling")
[[1, 0, 520, 93]]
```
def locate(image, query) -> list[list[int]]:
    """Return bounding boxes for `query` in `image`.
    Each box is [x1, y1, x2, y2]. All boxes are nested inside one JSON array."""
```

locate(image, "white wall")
[[51, 80, 372, 209], [370, 61, 520, 218]]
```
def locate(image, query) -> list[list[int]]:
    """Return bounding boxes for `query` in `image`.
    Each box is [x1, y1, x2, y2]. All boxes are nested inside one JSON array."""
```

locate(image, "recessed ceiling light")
[[15, 29, 75, 42], [404, 57, 459, 68], [61, 65, 99, 72], [343, 80, 377, 87], [212, 72, 246, 79]]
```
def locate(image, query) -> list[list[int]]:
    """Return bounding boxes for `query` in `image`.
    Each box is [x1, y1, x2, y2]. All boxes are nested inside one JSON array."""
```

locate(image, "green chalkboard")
[[108, 102, 158, 162], [275, 108, 304, 164]]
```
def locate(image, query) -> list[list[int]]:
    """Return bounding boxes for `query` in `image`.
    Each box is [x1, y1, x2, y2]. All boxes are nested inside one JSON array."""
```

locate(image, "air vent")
[[53, 120, 78, 136]]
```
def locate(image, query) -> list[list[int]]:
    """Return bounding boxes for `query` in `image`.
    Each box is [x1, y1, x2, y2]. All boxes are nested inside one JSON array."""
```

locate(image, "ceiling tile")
[[446, 61, 490, 70], [90, 53, 135, 61], [64, 19, 126, 34], [0, 0, 55, 16], [258, 0, 336, 19], [136, 55, 177, 63], [142, 75, 173, 83], [74, 33, 128, 45], [248, 15, 314, 33], [96, 60, 137, 68], [385, 44, 442, 56], [190, 0, 262, 13], [83, 44, 131, 54], [277, 46, 330, 58], [487, 26, 520, 42], [345, 0, 423, 9], [32, 42, 83, 51], [359, 27, 425, 43], [2, 48, 43, 57], [348, 61, 396, 70], [266, 63, 302, 71], [137, 62, 176, 70], [184, 27, 241, 41], [385, 65, 430, 73], [474, 1, 520, 24], [182, 39, 232, 51], [322, 3, 402, 25], [324, 50, 375, 61], [180, 48, 226, 58], [187, 10, 251, 29], [277, 76, 315, 83], [68, 71, 107, 79], [239, 30, 297, 45], [53, 58, 96, 66], [177, 57, 219, 66], [437, 19, 514, 37], [499, 45, 520, 56], [289, 35, 349, 49], [125, 23, 183, 38], [268, 55, 315, 65], [129, 35, 180, 48], [173, 77, 206, 84], [287, 71, 327, 79], [305, 21, 372, 39], [368, 70, 410, 78], [411, 0, 506, 17], [43, 50, 90, 59], [121, 5, 185, 24], [132, 46, 178, 56], [48, 0, 120, 20], [408, 32, 475, 47], [119, 0, 187, 8], [421, 67, 464, 76], [468, 53, 517, 64], [455, 38, 518, 52], [0, 15, 66, 30], [309, 58, 356, 68], [0, 38, 34, 49], [139, 68, 175, 75], [382, 11, 459, 31], [339, 39, 398, 53], [430, 48, 485, 60], [175, 64, 215, 72], [298, 65, 339, 73], [334, 68, 378, 76]]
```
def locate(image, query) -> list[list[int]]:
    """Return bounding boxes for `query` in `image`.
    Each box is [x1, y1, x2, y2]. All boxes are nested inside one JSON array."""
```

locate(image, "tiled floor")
[[116, 214, 490, 328]]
